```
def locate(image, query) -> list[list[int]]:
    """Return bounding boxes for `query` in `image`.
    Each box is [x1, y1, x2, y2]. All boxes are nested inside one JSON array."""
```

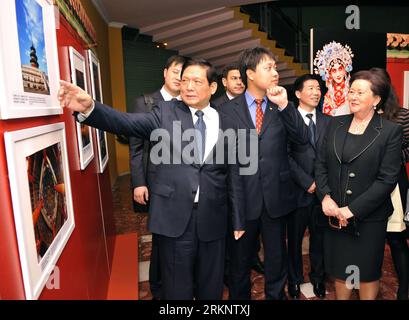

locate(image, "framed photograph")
[[69, 46, 94, 170], [404, 71, 409, 109], [4, 123, 75, 300], [88, 50, 108, 173], [0, 0, 61, 119], [310, 28, 386, 116]]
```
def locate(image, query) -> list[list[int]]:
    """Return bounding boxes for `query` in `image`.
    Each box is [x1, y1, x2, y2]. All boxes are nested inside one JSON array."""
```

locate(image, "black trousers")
[[229, 208, 287, 300], [157, 205, 225, 300], [287, 203, 325, 285]]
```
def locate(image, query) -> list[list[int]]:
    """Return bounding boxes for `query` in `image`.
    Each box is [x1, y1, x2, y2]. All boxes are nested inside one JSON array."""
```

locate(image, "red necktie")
[[255, 99, 264, 134]]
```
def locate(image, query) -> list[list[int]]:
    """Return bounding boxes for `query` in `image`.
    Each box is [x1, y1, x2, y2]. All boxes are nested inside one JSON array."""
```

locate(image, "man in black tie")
[[129, 55, 186, 300], [58, 58, 245, 300], [287, 74, 331, 299]]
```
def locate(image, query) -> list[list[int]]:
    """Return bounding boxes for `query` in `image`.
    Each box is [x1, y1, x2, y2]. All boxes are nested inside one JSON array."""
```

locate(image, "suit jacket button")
[[346, 190, 353, 195], [349, 172, 355, 178]]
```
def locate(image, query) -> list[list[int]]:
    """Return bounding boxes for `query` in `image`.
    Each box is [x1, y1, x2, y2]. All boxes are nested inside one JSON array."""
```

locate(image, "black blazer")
[[212, 93, 230, 109], [80, 101, 245, 241], [219, 94, 309, 220], [289, 110, 331, 208], [129, 90, 163, 189], [315, 113, 403, 222]]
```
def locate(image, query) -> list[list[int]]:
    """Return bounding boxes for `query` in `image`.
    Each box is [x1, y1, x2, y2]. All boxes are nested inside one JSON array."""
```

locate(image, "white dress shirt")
[[297, 106, 317, 125], [160, 86, 181, 101], [188, 104, 219, 203]]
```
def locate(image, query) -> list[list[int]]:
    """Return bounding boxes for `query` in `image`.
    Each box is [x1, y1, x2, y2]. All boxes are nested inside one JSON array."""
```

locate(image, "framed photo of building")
[[4, 123, 75, 300], [0, 0, 61, 119], [88, 50, 108, 173], [69, 46, 94, 170]]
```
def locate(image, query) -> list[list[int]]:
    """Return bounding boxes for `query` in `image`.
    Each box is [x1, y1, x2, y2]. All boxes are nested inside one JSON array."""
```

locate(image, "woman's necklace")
[[351, 117, 370, 134]]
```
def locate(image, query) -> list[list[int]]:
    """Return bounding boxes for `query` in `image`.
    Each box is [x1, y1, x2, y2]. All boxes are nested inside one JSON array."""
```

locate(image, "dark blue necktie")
[[306, 113, 316, 146], [194, 110, 206, 162]]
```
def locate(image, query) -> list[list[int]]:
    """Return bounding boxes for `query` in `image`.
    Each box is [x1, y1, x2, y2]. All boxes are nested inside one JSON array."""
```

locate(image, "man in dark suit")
[[58, 58, 245, 300], [129, 55, 186, 299], [287, 74, 331, 299], [219, 46, 309, 300], [212, 63, 245, 109]]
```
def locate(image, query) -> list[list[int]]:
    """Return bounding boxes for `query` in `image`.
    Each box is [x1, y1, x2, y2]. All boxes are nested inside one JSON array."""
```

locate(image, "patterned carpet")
[[112, 174, 401, 300]]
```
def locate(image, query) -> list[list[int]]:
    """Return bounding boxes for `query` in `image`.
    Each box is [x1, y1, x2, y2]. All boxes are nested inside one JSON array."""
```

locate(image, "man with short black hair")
[[287, 74, 330, 299], [212, 63, 245, 108], [129, 54, 186, 300], [58, 58, 245, 300], [220, 46, 309, 300]]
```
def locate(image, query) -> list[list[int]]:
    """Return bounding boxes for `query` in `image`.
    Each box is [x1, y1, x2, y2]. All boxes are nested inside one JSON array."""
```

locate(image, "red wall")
[[387, 57, 409, 106], [387, 58, 409, 176], [0, 14, 115, 300]]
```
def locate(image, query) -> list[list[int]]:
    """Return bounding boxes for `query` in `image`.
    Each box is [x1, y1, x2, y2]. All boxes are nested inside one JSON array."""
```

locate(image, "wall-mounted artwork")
[[0, 0, 61, 119], [310, 29, 386, 116], [4, 123, 75, 299], [69, 46, 94, 170], [404, 71, 409, 109], [88, 50, 108, 173]]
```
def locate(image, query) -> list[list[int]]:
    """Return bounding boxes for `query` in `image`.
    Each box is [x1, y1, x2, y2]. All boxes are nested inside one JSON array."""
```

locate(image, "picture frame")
[[0, 0, 62, 119], [404, 71, 409, 109], [69, 46, 94, 170], [4, 122, 75, 300], [88, 50, 108, 173]]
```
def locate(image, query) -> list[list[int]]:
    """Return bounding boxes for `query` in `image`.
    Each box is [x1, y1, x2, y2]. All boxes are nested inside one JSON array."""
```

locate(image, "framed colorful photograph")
[[88, 50, 108, 173], [4, 123, 75, 299], [310, 28, 386, 116], [69, 46, 94, 170], [0, 0, 61, 119]]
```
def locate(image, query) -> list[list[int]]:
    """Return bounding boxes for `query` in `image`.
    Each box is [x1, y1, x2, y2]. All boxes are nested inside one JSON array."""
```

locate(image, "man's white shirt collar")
[[161, 86, 181, 101]]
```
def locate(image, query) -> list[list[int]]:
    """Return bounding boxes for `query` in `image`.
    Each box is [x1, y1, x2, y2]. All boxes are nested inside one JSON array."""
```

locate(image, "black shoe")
[[313, 282, 326, 298], [251, 257, 264, 274], [288, 283, 301, 299]]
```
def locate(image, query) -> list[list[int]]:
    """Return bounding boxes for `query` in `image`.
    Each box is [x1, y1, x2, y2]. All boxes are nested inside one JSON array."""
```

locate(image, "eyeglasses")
[[348, 90, 367, 98], [181, 78, 205, 87]]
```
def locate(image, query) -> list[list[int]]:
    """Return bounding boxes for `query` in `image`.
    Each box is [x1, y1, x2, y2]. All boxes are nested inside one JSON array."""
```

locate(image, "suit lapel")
[[315, 112, 327, 146], [345, 113, 382, 163], [259, 100, 275, 136], [233, 95, 255, 129], [333, 115, 352, 163], [175, 101, 201, 167], [153, 90, 164, 104]]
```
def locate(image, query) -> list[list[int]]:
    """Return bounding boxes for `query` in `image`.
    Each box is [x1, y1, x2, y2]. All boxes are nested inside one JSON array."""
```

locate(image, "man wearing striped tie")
[[219, 46, 309, 300]]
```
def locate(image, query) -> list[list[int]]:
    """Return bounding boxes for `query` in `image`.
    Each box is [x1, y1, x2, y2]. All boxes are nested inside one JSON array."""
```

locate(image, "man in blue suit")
[[286, 74, 331, 299], [58, 59, 246, 300], [219, 47, 309, 300]]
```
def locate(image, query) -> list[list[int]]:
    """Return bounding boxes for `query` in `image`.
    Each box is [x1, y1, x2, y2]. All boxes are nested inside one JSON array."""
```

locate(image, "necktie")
[[306, 113, 316, 146], [171, 97, 178, 102], [194, 110, 206, 162], [255, 99, 264, 134]]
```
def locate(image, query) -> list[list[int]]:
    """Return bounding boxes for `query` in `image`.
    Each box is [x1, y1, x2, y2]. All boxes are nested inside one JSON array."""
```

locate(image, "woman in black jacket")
[[315, 70, 403, 300]]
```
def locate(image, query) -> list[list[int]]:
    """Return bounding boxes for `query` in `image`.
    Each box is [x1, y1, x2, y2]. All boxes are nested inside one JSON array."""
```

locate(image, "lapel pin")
[[269, 107, 273, 110]]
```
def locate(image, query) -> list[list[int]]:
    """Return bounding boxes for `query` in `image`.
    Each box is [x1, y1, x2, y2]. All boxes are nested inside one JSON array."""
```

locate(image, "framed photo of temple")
[[310, 28, 386, 116], [88, 50, 108, 173], [0, 0, 61, 119], [4, 123, 75, 300], [69, 46, 94, 170]]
